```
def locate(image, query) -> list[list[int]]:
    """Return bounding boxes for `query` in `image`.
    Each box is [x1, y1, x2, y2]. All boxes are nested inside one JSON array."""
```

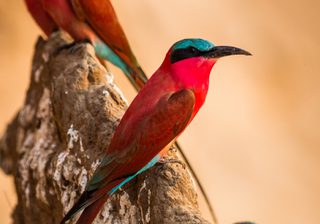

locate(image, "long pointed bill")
[[205, 46, 252, 58]]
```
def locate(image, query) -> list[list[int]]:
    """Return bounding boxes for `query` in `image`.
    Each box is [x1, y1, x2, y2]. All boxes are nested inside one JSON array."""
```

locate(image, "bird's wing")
[[70, 0, 148, 89], [71, 0, 136, 62], [99, 88, 196, 185], [61, 89, 195, 222], [70, 0, 86, 21]]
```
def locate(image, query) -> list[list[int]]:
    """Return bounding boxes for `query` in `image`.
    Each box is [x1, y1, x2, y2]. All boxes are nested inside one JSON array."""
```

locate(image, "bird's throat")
[[170, 57, 215, 91], [170, 57, 216, 116]]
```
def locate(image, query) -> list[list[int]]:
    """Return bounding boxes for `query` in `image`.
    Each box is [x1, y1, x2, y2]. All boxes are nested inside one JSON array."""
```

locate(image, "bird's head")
[[170, 38, 251, 64], [164, 38, 251, 85]]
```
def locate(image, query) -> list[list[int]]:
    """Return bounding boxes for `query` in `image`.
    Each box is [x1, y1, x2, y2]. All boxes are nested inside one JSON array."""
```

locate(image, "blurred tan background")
[[1, 0, 320, 223]]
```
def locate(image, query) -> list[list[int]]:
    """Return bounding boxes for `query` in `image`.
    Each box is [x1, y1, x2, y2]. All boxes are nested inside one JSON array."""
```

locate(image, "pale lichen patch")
[[110, 83, 128, 105], [91, 159, 101, 171], [78, 168, 88, 192], [119, 191, 138, 222], [34, 65, 44, 83], [100, 202, 113, 222], [53, 151, 69, 183], [79, 136, 84, 152], [105, 72, 114, 84], [186, 168, 197, 189], [145, 189, 151, 223], [42, 52, 49, 62], [19, 104, 36, 127], [67, 124, 79, 149], [103, 90, 110, 97]]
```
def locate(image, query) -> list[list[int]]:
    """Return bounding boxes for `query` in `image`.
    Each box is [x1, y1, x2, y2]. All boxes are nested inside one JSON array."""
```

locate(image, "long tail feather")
[[60, 190, 96, 224], [126, 64, 148, 91], [76, 196, 107, 224]]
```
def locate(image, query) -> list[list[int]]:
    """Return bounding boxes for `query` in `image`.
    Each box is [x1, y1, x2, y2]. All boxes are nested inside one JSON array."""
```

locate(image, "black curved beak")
[[205, 46, 252, 58]]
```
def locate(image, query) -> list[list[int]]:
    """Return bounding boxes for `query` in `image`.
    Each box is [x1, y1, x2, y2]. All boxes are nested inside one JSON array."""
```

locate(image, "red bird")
[[60, 39, 251, 224], [25, 0, 147, 90]]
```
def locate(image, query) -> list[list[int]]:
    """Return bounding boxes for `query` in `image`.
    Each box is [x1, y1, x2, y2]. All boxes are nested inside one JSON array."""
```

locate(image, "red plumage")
[[24, 0, 57, 35]]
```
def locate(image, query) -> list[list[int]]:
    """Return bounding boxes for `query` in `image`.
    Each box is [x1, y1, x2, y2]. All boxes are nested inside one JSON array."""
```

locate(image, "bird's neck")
[[169, 57, 216, 113]]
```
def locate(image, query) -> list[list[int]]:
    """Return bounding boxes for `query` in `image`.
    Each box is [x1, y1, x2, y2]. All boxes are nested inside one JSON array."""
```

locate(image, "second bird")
[[25, 0, 147, 90]]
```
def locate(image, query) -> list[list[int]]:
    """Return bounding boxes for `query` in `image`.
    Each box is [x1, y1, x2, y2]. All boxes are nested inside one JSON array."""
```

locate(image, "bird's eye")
[[170, 46, 201, 63], [190, 47, 198, 53]]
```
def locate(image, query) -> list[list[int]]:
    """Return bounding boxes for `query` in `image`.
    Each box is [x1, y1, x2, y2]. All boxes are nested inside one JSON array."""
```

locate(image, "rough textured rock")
[[0, 32, 211, 224]]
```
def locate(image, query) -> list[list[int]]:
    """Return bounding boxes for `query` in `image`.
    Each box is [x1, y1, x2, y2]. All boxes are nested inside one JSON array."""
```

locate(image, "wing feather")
[[70, 0, 148, 89], [71, 0, 135, 62]]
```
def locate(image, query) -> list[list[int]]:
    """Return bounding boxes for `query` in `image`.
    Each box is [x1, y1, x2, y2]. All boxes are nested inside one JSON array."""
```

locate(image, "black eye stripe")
[[170, 47, 203, 63], [190, 47, 197, 53]]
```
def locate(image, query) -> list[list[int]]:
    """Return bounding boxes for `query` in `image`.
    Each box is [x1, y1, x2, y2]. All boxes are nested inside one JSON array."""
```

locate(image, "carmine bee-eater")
[[60, 38, 251, 224], [25, 0, 147, 90], [24, 1, 217, 220]]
